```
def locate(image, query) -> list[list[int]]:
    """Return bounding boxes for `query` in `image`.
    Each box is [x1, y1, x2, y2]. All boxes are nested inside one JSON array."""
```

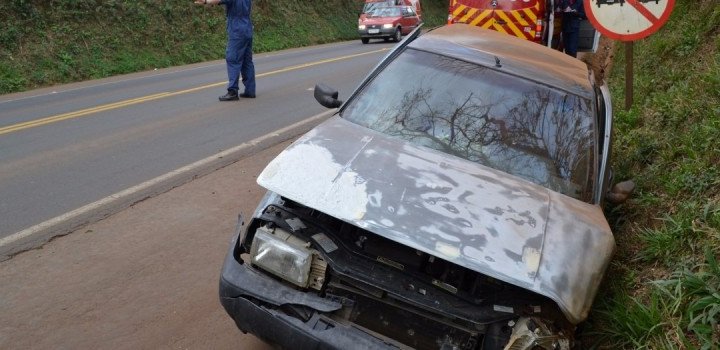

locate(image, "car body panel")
[[257, 116, 614, 324]]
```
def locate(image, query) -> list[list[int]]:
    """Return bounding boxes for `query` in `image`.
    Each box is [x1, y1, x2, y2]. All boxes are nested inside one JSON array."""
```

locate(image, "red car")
[[358, 6, 422, 44]]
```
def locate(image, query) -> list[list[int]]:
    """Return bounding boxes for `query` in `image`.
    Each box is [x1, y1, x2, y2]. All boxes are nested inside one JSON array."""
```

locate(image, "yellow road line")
[[0, 92, 171, 135], [0, 48, 388, 136]]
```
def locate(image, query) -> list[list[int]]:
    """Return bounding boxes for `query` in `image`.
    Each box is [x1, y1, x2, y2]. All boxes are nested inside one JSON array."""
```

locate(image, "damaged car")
[[219, 24, 632, 349]]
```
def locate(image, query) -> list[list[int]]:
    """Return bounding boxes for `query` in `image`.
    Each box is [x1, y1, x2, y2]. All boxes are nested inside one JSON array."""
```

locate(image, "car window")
[[342, 49, 596, 201], [370, 7, 401, 17], [363, 2, 392, 14]]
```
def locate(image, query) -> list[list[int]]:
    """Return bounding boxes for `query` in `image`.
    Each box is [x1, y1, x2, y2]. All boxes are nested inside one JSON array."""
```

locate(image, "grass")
[[0, 0, 450, 94], [581, 0, 720, 348]]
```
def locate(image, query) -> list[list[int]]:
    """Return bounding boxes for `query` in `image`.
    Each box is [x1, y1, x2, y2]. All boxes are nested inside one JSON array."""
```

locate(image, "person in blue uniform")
[[558, 0, 586, 58], [196, 0, 256, 101]]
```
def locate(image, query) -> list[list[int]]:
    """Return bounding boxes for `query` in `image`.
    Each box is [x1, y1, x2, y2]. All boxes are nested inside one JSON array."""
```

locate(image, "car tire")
[[393, 27, 402, 42], [361, 38, 369, 44]]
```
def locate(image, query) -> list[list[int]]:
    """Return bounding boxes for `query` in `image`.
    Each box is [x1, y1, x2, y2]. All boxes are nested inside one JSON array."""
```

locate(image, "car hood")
[[361, 16, 401, 25], [257, 116, 614, 324]]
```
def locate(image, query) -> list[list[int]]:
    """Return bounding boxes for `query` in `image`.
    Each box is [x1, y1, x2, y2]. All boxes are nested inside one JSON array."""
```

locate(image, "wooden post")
[[625, 42, 634, 111]]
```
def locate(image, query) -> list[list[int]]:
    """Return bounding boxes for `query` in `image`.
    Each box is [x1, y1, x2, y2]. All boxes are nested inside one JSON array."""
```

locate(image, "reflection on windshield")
[[342, 49, 596, 201], [366, 6, 402, 17], [363, 2, 393, 14]]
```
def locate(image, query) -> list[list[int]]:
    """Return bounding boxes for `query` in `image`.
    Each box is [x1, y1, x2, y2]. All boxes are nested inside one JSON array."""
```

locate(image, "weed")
[[584, 0, 720, 348], [652, 247, 720, 349], [1, 0, 454, 94], [0, 64, 27, 93], [591, 288, 675, 349]]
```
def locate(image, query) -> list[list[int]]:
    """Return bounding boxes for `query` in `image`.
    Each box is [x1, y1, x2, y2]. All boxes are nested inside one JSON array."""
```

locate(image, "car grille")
[[248, 199, 564, 349]]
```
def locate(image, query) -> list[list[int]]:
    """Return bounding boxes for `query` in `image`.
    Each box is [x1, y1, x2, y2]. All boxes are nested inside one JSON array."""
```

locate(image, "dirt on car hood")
[[257, 116, 614, 324]]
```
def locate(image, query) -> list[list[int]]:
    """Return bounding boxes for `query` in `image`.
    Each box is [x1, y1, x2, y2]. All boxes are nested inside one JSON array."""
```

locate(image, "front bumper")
[[218, 235, 400, 349], [358, 27, 396, 38]]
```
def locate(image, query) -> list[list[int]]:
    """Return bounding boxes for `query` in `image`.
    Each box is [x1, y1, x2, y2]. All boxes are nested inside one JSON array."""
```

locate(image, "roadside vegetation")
[[3, 0, 718, 348], [581, 0, 720, 348], [0, 0, 448, 94]]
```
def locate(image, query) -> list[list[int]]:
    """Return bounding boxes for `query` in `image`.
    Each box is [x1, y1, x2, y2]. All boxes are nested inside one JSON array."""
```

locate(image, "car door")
[[400, 6, 420, 34], [594, 84, 613, 202]]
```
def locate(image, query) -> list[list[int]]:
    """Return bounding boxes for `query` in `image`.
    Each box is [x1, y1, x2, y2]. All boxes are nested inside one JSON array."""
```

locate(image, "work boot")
[[240, 92, 256, 98], [219, 91, 239, 101]]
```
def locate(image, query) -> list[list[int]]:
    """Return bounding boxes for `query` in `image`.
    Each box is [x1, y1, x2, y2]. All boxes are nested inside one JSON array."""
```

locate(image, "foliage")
[[583, 0, 720, 348], [0, 0, 451, 94]]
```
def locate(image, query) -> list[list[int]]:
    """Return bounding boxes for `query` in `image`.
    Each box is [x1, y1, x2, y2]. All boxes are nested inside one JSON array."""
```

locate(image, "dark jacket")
[[220, 0, 253, 39], [560, 0, 586, 32]]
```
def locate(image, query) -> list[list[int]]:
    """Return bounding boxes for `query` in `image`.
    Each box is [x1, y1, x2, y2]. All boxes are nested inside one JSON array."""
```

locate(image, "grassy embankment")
[[0, 0, 449, 94], [582, 0, 720, 348]]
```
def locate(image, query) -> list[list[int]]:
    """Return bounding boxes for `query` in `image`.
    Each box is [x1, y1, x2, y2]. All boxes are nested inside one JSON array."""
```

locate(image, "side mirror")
[[606, 180, 635, 204], [314, 84, 343, 109]]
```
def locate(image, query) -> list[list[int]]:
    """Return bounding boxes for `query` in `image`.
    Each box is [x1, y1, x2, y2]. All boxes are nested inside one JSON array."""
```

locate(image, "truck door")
[[577, 19, 600, 52], [553, 0, 599, 53]]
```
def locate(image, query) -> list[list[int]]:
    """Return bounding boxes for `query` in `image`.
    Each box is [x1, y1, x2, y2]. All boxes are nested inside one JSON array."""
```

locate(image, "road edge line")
[[0, 109, 336, 261]]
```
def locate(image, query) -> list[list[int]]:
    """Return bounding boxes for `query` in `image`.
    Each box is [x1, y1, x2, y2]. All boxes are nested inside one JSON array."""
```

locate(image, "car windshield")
[[363, 2, 391, 13], [368, 6, 402, 17], [341, 49, 596, 201]]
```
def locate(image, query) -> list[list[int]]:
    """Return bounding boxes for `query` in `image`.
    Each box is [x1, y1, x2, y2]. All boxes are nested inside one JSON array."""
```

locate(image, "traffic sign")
[[584, 0, 675, 41]]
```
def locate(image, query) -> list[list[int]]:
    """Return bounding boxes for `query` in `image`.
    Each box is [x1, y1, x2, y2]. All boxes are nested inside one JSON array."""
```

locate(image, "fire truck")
[[448, 0, 598, 52]]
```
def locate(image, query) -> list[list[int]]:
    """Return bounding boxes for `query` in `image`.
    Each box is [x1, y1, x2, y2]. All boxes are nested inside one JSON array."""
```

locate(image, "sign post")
[[584, 0, 675, 110], [625, 42, 633, 110]]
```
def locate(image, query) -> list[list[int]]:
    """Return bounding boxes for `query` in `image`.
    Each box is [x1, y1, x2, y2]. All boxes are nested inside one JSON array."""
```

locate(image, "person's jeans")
[[226, 36, 256, 95], [563, 30, 579, 58]]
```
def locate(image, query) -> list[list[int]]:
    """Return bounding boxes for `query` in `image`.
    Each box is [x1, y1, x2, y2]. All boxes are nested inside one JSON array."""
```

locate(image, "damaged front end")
[[219, 25, 620, 349], [220, 192, 574, 350]]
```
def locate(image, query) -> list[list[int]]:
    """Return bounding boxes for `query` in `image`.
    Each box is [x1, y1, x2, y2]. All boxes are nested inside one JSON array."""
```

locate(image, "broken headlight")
[[249, 227, 312, 288]]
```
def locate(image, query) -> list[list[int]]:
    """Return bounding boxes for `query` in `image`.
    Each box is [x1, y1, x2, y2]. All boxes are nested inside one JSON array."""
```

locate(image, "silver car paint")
[[257, 116, 614, 325]]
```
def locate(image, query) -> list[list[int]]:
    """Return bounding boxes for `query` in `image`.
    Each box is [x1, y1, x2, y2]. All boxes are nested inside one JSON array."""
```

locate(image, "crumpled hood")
[[257, 116, 614, 324]]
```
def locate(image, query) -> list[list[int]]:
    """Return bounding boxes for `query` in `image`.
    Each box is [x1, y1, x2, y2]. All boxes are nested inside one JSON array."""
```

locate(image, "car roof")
[[408, 25, 595, 100]]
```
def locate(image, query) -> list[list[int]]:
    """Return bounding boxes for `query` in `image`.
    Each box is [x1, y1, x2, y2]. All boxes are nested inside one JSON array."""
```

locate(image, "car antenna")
[[495, 56, 502, 68]]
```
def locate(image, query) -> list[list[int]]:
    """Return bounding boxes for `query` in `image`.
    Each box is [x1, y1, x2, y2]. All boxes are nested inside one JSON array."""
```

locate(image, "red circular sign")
[[584, 0, 675, 41]]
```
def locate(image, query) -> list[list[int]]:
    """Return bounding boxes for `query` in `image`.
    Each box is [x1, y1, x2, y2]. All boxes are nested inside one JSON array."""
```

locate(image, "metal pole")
[[625, 41, 633, 111]]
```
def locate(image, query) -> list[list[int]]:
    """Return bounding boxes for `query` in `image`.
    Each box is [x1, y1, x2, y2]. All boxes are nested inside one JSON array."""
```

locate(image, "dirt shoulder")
[[582, 36, 616, 85], [0, 142, 293, 349]]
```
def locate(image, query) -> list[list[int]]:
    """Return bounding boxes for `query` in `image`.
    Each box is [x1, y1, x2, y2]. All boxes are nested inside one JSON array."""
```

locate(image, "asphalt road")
[[0, 41, 393, 242]]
